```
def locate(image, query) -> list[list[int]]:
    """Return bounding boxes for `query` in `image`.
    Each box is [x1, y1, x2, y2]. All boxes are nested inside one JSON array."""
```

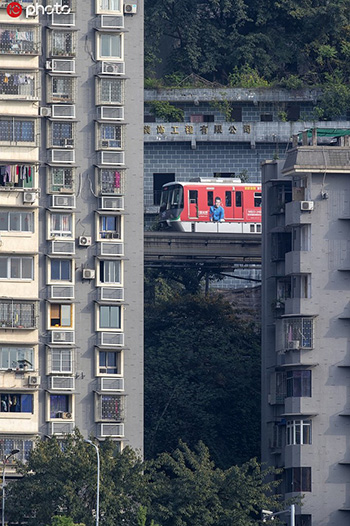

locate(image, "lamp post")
[[84, 440, 100, 526], [262, 504, 295, 525], [2, 449, 19, 526]]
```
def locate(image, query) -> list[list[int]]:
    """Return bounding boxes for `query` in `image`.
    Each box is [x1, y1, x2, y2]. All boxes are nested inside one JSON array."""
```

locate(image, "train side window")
[[225, 191, 232, 207], [189, 190, 198, 203], [207, 191, 213, 206], [236, 191, 242, 207], [254, 192, 262, 207]]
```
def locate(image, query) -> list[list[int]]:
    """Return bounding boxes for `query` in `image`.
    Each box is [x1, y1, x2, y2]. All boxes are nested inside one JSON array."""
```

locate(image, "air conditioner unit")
[[23, 192, 36, 204], [79, 236, 92, 246], [28, 375, 40, 386], [62, 412, 72, 419], [103, 232, 114, 239], [288, 340, 300, 350], [101, 140, 109, 148], [101, 61, 125, 76], [63, 138, 74, 148], [82, 268, 95, 280], [124, 3, 137, 13], [46, 60, 53, 70], [300, 201, 314, 211], [51, 331, 75, 344], [40, 107, 52, 117], [52, 195, 76, 208]]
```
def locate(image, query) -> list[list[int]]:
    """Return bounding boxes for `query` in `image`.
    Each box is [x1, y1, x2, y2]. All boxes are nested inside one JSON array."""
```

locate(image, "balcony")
[[285, 200, 314, 227], [97, 168, 125, 195], [0, 70, 40, 101], [0, 118, 38, 147], [0, 26, 40, 55], [0, 436, 35, 464], [48, 30, 76, 58], [47, 76, 76, 104], [0, 301, 38, 329]]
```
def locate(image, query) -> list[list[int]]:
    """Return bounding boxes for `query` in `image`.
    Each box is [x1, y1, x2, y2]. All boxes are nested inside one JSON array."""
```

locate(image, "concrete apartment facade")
[[0, 0, 144, 472], [261, 136, 350, 525]]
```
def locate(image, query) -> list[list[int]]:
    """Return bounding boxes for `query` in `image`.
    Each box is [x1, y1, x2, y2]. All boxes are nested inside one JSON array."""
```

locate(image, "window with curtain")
[[99, 305, 121, 329], [50, 213, 72, 237], [99, 34, 122, 59]]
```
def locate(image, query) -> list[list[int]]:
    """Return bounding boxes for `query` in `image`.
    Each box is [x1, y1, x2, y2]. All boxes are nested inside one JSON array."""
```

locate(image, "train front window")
[[254, 193, 262, 207], [170, 186, 183, 209]]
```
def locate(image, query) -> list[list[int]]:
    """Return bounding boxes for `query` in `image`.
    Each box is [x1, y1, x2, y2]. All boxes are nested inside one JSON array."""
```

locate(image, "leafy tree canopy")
[[145, 0, 350, 87], [144, 293, 261, 468]]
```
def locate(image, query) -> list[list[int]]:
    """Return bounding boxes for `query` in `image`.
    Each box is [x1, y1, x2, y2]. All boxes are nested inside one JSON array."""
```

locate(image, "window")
[[97, 0, 121, 12], [0, 257, 33, 279], [0, 71, 36, 99], [286, 104, 300, 122], [98, 33, 123, 59], [189, 115, 214, 123], [207, 191, 213, 206], [295, 515, 312, 526], [49, 167, 74, 193], [50, 76, 75, 103], [0, 393, 33, 413], [0, 437, 34, 463], [153, 174, 175, 205], [254, 192, 262, 207], [51, 30, 75, 56], [0, 119, 35, 142], [286, 370, 311, 398], [97, 394, 124, 420], [235, 191, 242, 207], [230, 106, 242, 122], [100, 260, 121, 284], [225, 191, 232, 207], [99, 169, 125, 195], [100, 124, 122, 148], [98, 350, 121, 374], [50, 213, 73, 238], [285, 467, 311, 492], [260, 113, 273, 122], [99, 215, 121, 239], [49, 304, 72, 328], [99, 305, 121, 329], [50, 259, 72, 281], [0, 301, 36, 329], [0, 164, 34, 189], [50, 348, 73, 374], [0, 347, 34, 371], [50, 394, 71, 418], [284, 317, 314, 349], [287, 420, 312, 445], [51, 122, 73, 147], [98, 78, 124, 105], [0, 211, 33, 232]]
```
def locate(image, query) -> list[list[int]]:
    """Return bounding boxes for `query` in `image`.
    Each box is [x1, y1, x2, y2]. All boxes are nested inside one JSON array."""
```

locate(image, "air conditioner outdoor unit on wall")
[[101, 62, 125, 75], [124, 3, 137, 13], [288, 340, 300, 350], [300, 201, 314, 211], [82, 269, 95, 280], [79, 236, 92, 246], [40, 107, 52, 117], [28, 375, 41, 386], [23, 192, 36, 204]]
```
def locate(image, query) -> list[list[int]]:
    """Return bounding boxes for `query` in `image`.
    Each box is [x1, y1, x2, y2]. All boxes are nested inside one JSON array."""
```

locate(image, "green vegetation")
[[145, 0, 350, 101], [144, 291, 261, 468], [148, 101, 184, 122], [7, 431, 283, 526]]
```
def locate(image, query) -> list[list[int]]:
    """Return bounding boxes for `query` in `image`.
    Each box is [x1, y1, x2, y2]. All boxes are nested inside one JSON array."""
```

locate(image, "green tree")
[[6, 431, 148, 526], [144, 294, 261, 468], [147, 441, 283, 526]]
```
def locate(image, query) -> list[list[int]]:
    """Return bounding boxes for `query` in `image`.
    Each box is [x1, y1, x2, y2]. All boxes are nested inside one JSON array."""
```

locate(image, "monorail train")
[[158, 178, 262, 233]]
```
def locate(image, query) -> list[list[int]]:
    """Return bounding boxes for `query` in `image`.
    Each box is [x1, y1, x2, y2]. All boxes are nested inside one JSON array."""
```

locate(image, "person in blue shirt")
[[209, 196, 225, 222]]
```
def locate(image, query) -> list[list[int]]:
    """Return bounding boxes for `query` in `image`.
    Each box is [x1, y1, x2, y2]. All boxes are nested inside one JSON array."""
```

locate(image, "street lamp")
[[262, 504, 295, 526], [84, 440, 100, 526], [2, 449, 19, 526]]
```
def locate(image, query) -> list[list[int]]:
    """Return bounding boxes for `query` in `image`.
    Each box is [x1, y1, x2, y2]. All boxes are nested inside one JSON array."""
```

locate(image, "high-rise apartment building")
[[0, 0, 143, 470], [262, 133, 350, 525]]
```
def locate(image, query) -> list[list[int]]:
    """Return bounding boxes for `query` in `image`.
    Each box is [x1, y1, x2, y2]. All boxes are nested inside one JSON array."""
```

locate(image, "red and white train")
[[159, 178, 262, 233]]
